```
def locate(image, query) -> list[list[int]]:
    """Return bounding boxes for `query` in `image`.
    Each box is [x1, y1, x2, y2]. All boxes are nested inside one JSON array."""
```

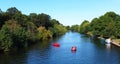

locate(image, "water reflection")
[[71, 51, 76, 53], [106, 44, 111, 50], [0, 50, 27, 64], [26, 40, 51, 64]]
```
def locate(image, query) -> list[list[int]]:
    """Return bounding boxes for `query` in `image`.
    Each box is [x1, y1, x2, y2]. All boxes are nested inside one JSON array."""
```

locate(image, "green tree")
[[0, 19, 36, 51], [6, 7, 20, 14], [53, 24, 67, 36], [29, 13, 38, 24], [89, 11, 120, 38], [70, 25, 80, 32], [0, 25, 13, 52], [50, 19, 60, 27], [0, 7, 68, 52], [37, 26, 52, 40], [0, 12, 8, 28], [80, 20, 90, 34], [36, 13, 52, 29], [0, 9, 2, 13]]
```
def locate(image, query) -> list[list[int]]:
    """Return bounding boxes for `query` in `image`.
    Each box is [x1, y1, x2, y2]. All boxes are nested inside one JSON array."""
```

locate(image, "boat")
[[71, 46, 76, 51], [53, 42, 60, 47], [105, 38, 111, 44]]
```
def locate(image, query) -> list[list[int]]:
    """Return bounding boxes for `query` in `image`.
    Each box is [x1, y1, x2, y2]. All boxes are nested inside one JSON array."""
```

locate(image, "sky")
[[0, 0, 120, 26]]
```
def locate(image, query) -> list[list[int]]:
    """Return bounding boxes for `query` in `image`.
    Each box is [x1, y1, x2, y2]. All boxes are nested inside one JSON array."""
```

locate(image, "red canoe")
[[71, 46, 77, 51], [53, 42, 60, 47]]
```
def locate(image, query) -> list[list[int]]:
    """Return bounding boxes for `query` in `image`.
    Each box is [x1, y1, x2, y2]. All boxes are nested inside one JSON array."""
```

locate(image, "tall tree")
[[50, 19, 60, 27], [80, 20, 90, 34], [6, 7, 20, 14], [37, 13, 52, 29], [71, 25, 80, 32], [0, 9, 2, 13]]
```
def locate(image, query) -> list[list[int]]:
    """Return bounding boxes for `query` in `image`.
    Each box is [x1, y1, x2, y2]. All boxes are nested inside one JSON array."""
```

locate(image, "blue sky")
[[0, 0, 120, 26]]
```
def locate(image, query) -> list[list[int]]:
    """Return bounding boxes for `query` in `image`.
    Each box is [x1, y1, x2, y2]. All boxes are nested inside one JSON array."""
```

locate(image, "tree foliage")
[[79, 20, 90, 34], [70, 25, 80, 32], [37, 26, 52, 40], [78, 11, 120, 38], [0, 7, 67, 52], [53, 24, 67, 36]]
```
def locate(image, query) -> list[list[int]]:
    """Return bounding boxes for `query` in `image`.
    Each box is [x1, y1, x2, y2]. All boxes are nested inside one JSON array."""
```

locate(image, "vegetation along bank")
[[71, 11, 120, 46], [0, 7, 67, 52]]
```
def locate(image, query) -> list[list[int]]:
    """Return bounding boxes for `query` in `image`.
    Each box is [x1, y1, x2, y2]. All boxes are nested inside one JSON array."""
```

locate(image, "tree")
[[70, 25, 80, 32], [66, 26, 70, 30], [50, 19, 60, 27], [5, 7, 21, 20], [0, 7, 21, 28], [0, 12, 8, 28], [0, 19, 37, 51], [0, 7, 68, 52], [29, 13, 38, 24], [115, 21, 120, 38], [0, 9, 2, 13], [37, 26, 52, 40], [89, 11, 120, 38], [6, 7, 20, 14], [36, 13, 52, 29], [0, 23, 13, 52], [104, 11, 120, 21], [53, 24, 67, 36], [79, 20, 90, 34]]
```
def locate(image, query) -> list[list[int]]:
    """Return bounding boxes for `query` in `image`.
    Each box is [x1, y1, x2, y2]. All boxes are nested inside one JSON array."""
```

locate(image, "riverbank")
[[98, 37, 120, 47], [111, 39, 120, 47], [86, 32, 120, 47]]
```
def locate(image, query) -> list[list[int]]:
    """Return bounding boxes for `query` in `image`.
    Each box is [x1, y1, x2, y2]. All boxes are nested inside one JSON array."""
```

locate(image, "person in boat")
[[53, 42, 60, 47], [71, 46, 76, 51]]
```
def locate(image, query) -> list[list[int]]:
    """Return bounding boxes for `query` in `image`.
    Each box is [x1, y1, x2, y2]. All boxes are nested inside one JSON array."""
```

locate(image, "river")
[[0, 31, 120, 64]]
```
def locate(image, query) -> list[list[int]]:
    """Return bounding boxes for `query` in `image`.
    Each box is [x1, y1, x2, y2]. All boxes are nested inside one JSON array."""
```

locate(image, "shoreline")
[[86, 32, 120, 47], [111, 40, 120, 47]]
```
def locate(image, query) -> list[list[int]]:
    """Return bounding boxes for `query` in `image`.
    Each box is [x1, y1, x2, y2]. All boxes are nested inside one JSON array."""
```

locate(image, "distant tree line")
[[71, 12, 120, 39], [0, 7, 67, 52]]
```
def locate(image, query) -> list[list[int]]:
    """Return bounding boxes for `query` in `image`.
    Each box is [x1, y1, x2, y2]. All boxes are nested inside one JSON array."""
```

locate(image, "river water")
[[0, 32, 120, 64]]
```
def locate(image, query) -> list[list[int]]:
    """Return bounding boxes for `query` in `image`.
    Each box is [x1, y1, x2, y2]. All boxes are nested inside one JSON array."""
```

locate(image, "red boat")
[[71, 46, 76, 51], [53, 42, 60, 47]]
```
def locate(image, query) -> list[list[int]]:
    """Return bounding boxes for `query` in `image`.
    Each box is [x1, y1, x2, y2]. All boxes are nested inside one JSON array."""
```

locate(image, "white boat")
[[105, 38, 111, 44]]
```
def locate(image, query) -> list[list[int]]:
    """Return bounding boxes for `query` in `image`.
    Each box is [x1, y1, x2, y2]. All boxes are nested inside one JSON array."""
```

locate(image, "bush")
[[37, 26, 52, 40]]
